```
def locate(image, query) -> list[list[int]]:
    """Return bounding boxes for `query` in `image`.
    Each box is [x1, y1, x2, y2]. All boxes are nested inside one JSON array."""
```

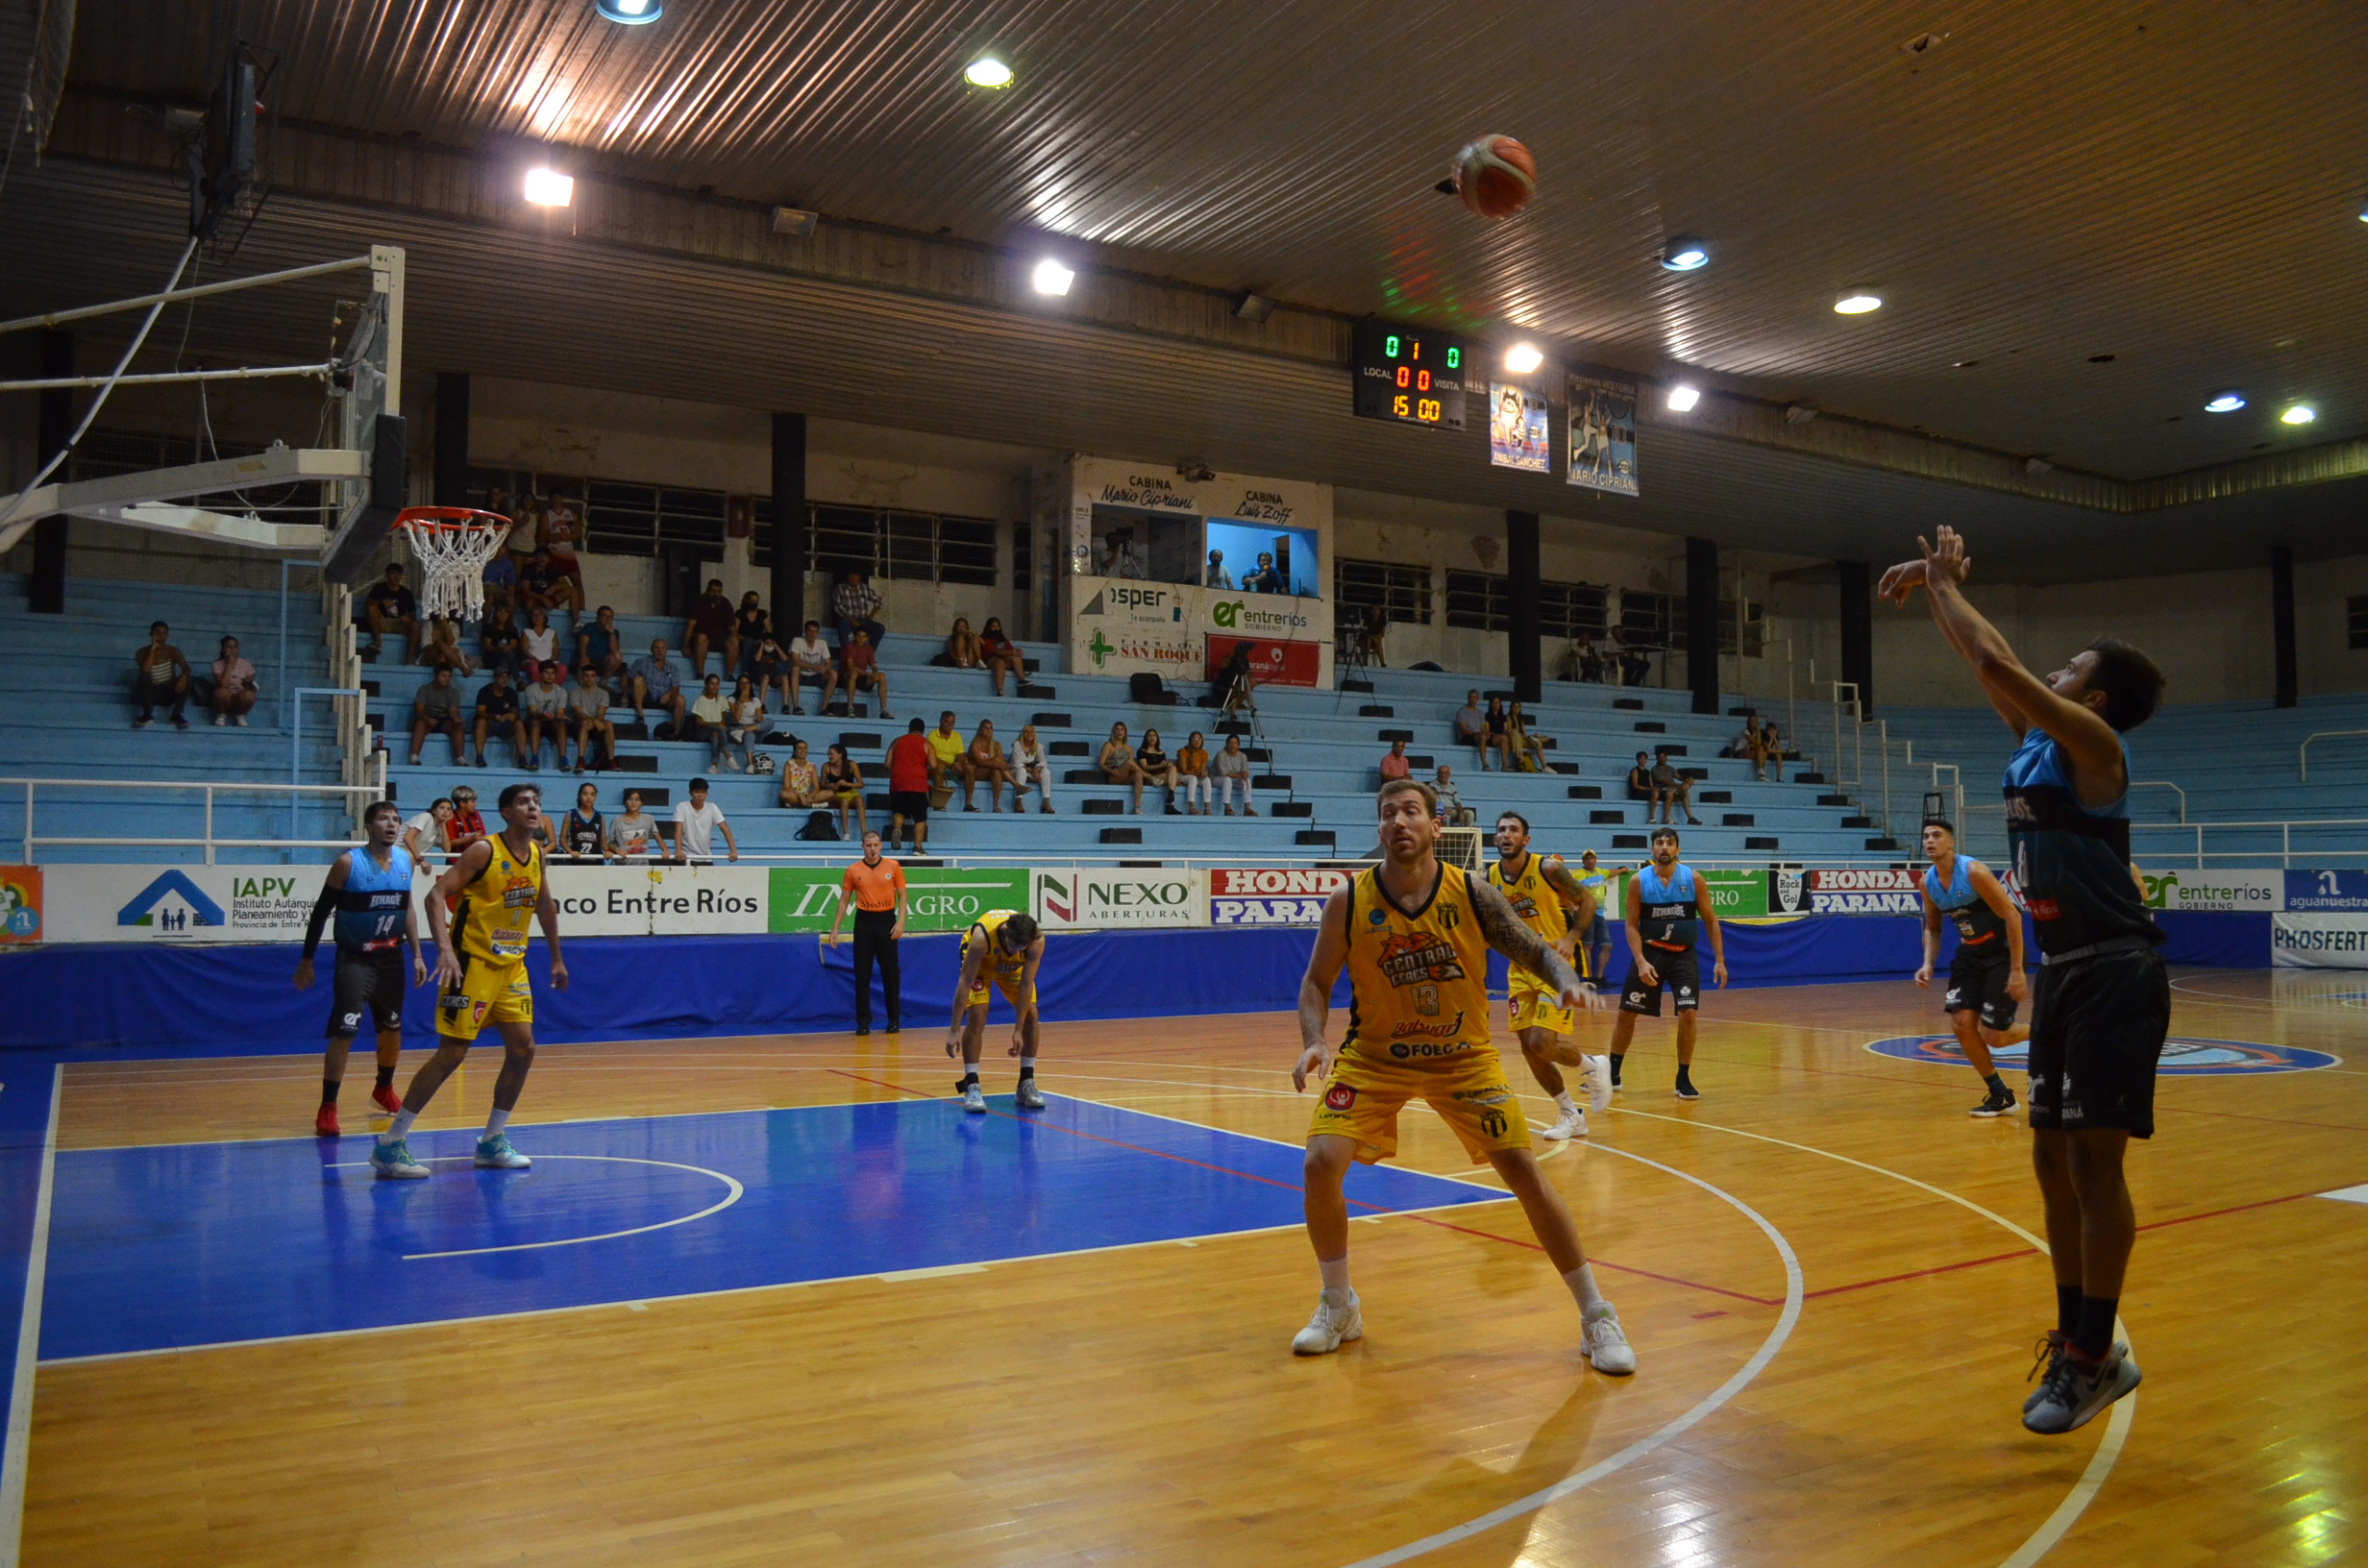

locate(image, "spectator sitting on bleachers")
[[576, 604, 625, 684], [1652, 747, 1702, 825], [131, 620, 192, 730], [1507, 700, 1550, 772], [1100, 722, 1150, 815], [835, 627, 891, 718], [726, 676, 766, 773], [541, 496, 583, 599], [520, 545, 579, 620], [820, 743, 866, 838], [418, 617, 474, 676], [1720, 715, 1759, 760], [979, 617, 1024, 698], [787, 620, 832, 715], [568, 663, 614, 773], [777, 739, 820, 809], [885, 720, 933, 852], [520, 606, 564, 680], [1137, 727, 1180, 814], [945, 617, 981, 670], [480, 550, 518, 617], [470, 666, 521, 769], [409, 666, 466, 765], [690, 674, 732, 771], [202, 634, 259, 726], [732, 592, 770, 680], [1454, 690, 1487, 771], [747, 627, 791, 711], [522, 662, 570, 771], [1758, 723, 1788, 783], [402, 796, 453, 863], [926, 711, 965, 795], [672, 776, 738, 866], [1627, 750, 1659, 813], [629, 638, 688, 732], [1614, 625, 1651, 686], [1482, 696, 1514, 772], [559, 781, 604, 864], [685, 578, 735, 679], [1211, 732, 1254, 816], [1176, 731, 1211, 815], [480, 602, 524, 679], [962, 719, 1014, 812], [1433, 764, 1475, 825], [447, 785, 488, 852], [1379, 737, 1412, 783], [832, 569, 886, 650], [362, 564, 418, 662], [1565, 632, 1606, 683], [606, 788, 659, 862], [1012, 723, 1053, 814]]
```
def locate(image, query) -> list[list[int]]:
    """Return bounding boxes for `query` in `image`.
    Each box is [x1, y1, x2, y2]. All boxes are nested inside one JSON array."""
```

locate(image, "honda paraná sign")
[[1210, 867, 1351, 925]]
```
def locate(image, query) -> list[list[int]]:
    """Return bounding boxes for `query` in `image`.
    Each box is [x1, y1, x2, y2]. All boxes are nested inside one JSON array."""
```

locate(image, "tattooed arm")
[[1469, 874, 1591, 1010], [1537, 855, 1598, 962]]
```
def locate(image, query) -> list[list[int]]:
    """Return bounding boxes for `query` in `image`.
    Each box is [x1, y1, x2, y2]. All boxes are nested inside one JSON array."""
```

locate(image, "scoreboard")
[[1352, 320, 1469, 431]]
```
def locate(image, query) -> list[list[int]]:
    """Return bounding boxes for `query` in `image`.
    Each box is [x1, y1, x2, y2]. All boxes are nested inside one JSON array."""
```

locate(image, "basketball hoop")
[[394, 506, 512, 622]]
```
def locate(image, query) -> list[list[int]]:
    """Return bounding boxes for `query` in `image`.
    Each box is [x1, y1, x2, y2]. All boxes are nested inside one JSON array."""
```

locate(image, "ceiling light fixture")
[[1834, 290, 1883, 315], [1666, 384, 1701, 412], [1232, 291, 1275, 323], [1503, 343, 1544, 375], [593, 0, 662, 23], [1661, 237, 1709, 272], [2281, 404, 2316, 426], [965, 57, 1013, 87], [2203, 392, 2246, 413], [522, 167, 574, 207], [1031, 258, 1074, 296]]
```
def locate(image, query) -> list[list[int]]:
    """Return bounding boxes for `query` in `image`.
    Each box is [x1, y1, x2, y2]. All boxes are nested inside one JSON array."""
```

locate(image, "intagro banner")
[[2141, 870, 2284, 914], [1210, 867, 1352, 925], [1602, 867, 1768, 919], [767, 867, 1028, 933], [1806, 867, 1920, 915], [1033, 868, 1205, 929], [2271, 913, 2368, 969]]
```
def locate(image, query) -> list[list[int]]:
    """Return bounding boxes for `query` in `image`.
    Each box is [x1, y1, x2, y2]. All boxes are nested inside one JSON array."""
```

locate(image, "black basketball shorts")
[[2025, 946, 2171, 1139], [1943, 947, 2017, 1032], [1619, 945, 1700, 1017], [329, 947, 407, 1040]]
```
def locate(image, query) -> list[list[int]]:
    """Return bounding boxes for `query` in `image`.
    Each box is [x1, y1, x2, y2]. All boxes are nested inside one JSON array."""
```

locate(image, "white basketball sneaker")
[[1582, 1302, 1637, 1375], [1582, 1055, 1614, 1115], [1291, 1289, 1363, 1356], [1540, 1105, 1590, 1141]]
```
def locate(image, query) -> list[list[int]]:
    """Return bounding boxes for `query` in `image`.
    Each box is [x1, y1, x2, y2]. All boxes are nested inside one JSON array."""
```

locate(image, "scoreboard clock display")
[[1352, 320, 1469, 431]]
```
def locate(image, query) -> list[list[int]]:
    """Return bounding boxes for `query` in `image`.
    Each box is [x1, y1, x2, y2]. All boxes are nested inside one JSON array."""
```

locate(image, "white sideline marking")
[[1, 1066, 62, 1568], [877, 1264, 988, 1282], [2316, 1183, 2368, 1205]]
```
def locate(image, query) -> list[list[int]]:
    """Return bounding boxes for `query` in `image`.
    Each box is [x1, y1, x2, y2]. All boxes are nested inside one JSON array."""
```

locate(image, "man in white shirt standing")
[[787, 619, 834, 716], [672, 776, 739, 867]]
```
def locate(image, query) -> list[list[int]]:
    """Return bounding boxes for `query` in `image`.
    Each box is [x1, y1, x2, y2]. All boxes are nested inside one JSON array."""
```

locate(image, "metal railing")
[[2299, 730, 2368, 783], [5, 777, 384, 865], [2130, 780, 2187, 823], [2130, 817, 2368, 870]]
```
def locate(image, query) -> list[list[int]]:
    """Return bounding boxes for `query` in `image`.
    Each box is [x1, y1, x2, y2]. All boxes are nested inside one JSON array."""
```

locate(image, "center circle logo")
[[1864, 1035, 2340, 1076]]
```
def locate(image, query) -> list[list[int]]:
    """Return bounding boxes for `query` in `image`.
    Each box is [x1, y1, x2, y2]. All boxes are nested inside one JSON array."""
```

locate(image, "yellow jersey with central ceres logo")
[[963, 908, 1031, 989], [1343, 864, 1492, 1064], [455, 832, 542, 964], [1487, 852, 1570, 946]]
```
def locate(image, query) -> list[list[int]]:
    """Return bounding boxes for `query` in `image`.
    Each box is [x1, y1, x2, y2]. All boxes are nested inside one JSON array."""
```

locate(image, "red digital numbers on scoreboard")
[[1353, 321, 1468, 431]]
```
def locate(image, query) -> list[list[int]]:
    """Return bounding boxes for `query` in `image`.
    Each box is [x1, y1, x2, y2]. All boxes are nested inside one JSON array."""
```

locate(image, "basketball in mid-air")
[[1450, 135, 1537, 220]]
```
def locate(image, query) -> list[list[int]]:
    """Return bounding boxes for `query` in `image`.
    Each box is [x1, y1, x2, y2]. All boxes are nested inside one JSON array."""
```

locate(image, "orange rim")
[[394, 506, 510, 532]]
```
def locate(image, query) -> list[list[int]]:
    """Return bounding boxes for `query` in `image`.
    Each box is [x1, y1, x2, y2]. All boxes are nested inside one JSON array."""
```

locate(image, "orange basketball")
[[1452, 135, 1537, 220]]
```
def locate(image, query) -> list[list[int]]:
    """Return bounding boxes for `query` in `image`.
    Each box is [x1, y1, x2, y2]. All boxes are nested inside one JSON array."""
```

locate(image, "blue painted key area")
[[40, 1094, 1497, 1362]]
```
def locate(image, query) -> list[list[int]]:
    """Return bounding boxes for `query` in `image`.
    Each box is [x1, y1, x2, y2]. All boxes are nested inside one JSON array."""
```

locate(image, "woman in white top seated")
[[1010, 723, 1054, 815], [520, 606, 563, 678]]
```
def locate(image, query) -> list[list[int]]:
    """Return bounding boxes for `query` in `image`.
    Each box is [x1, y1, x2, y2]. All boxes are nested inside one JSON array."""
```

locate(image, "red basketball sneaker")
[[371, 1085, 404, 1115], [315, 1104, 341, 1138]]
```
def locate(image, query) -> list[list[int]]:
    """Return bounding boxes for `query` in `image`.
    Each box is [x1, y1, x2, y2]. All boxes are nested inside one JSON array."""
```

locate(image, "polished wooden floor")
[[24, 968, 2366, 1568]]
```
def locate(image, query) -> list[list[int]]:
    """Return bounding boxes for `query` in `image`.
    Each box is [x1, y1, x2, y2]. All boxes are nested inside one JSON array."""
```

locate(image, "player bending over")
[[1882, 525, 2165, 1435], [1914, 816, 2030, 1116], [295, 799, 424, 1136], [1488, 812, 1613, 1140], [1605, 826, 1727, 1100], [948, 910, 1046, 1113], [372, 782, 569, 1178], [1290, 779, 1635, 1375]]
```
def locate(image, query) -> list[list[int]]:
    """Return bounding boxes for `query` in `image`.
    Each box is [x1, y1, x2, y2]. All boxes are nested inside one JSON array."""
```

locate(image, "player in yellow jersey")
[[1489, 812, 1614, 1141], [1289, 779, 1636, 1373], [371, 782, 569, 1179], [948, 909, 1046, 1114]]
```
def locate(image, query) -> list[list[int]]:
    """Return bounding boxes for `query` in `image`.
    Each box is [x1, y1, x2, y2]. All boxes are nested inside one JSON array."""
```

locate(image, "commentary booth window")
[[1090, 505, 1319, 599]]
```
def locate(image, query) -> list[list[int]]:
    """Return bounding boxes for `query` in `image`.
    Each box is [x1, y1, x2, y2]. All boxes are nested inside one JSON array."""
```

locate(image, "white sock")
[[1563, 1262, 1607, 1315], [961, 1061, 979, 1084], [482, 1108, 510, 1139], [1019, 1052, 1037, 1078], [1554, 1090, 1580, 1116], [380, 1108, 417, 1145], [1319, 1257, 1351, 1297]]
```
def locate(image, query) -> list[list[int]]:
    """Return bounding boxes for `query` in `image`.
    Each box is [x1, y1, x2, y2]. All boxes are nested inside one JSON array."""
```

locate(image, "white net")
[[398, 516, 512, 622]]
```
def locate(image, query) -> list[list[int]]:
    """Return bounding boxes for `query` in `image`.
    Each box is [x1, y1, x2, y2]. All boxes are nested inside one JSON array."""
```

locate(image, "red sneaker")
[[315, 1103, 341, 1138], [371, 1084, 404, 1115]]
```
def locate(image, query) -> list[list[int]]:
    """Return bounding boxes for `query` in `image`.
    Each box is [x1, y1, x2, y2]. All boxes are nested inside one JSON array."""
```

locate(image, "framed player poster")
[[1566, 374, 1639, 497], [1488, 381, 1552, 473]]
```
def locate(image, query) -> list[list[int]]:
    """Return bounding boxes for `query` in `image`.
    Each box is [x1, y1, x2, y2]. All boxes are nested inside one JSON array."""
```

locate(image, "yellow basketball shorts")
[[1308, 1045, 1532, 1165], [436, 954, 532, 1042], [964, 976, 1027, 1013], [1507, 978, 1575, 1038]]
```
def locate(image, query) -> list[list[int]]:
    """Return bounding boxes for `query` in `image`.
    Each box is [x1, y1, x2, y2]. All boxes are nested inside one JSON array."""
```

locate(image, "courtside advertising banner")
[[1806, 868, 1921, 915], [2141, 869, 2284, 913], [542, 864, 768, 936], [767, 867, 1029, 933], [1033, 868, 1205, 929], [1209, 867, 1352, 925], [2271, 914, 2368, 968], [1600, 867, 1769, 919], [0, 865, 41, 943], [2286, 870, 2368, 911]]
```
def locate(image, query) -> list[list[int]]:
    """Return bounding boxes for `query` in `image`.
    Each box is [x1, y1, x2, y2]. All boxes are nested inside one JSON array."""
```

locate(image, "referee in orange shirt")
[[825, 828, 909, 1035]]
